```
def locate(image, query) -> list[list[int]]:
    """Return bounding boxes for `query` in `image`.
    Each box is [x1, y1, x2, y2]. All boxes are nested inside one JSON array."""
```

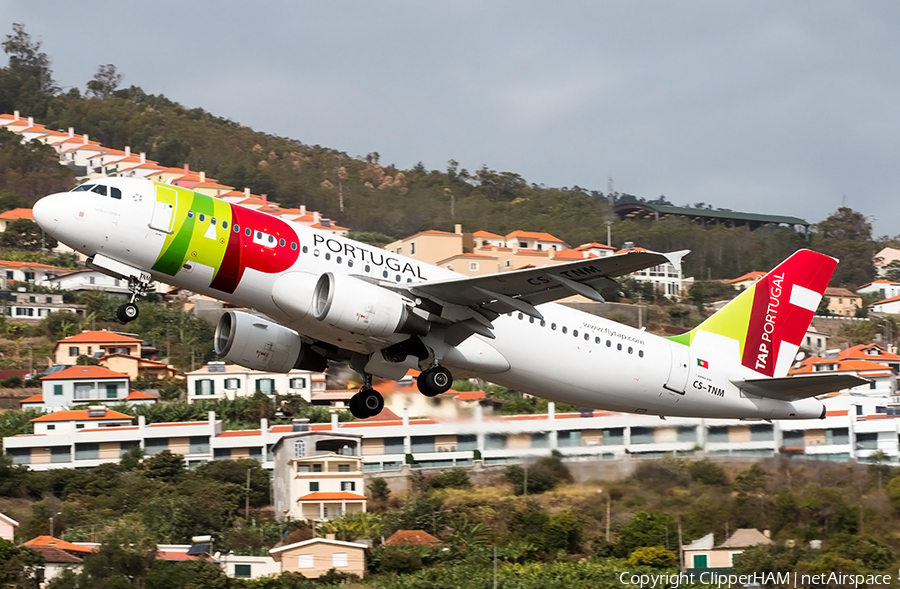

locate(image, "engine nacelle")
[[214, 310, 304, 373], [312, 272, 429, 337]]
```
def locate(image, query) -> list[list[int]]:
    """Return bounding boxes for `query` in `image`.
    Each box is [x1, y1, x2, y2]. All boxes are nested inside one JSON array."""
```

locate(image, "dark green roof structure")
[[614, 202, 809, 234]]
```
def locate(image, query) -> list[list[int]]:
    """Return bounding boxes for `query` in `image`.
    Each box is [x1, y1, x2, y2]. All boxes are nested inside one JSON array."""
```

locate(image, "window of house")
[[74, 383, 91, 400], [338, 464, 350, 472], [341, 481, 355, 491], [195, 379, 214, 396], [69, 346, 79, 356], [410, 242, 416, 255], [332, 553, 348, 568], [309, 482, 319, 492], [24, 272, 34, 282], [89, 276, 95, 285], [53, 384, 62, 396], [47, 424, 55, 430], [312, 464, 322, 472], [4, 271, 11, 280], [234, 564, 251, 578], [289, 378, 307, 389], [469, 262, 478, 271], [255, 378, 275, 394], [106, 384, 118, 399], [298, 555, 314, 569], [224, 378, 240, 390], [294, 440, 306, 458]]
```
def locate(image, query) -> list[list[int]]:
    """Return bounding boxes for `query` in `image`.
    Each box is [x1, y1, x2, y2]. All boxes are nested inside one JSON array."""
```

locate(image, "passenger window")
[[279, 238, 286, 247], [617, 343, 623, 351], [199, 214, 205, 221], [573, 330, 579, 337], [562, 327, 568, 334], [382, 270, 388, 278], [110, 187, 122, 199], [223, 221, 229, 229], [337, 256, 342, 264], [245, 228, 251, 236], [639, 350, 644, 358], [584, 333, 589, 341], [325, 253, 331, 260], [233, 224, 240, 232], [188, 211, 194, 218]]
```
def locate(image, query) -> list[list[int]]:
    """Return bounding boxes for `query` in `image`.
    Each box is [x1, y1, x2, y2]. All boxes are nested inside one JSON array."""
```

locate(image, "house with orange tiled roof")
[[0, 208, 34, 232], [790, 356, 895, 396], [31, 407, 135, 438], [473, 230, 504, 248], [504, 230, 569, 251], [309, 220, 349, 236], [870, 293, 900, 316], [24, 365, 143, 411], [53, 331, 143, 365], [99, 353, 177, 380], [185, 361, 322, 404], [0, 259, 70, 285], [728, 271, 766, 291], [271, 430, 366, 522], [834, 344, 900, 371], [270, 537, 367, 579], [858, 279, 900, 302], [192, 180, 236, 198], [385, 225, 465, 264], [436, 252, 500, 275]]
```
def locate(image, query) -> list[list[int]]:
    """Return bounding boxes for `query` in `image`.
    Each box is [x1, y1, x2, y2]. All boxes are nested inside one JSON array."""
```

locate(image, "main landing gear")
[[116, 274, 153, 323], [417, 365, 453, 397], [348, 374, 385, 419]]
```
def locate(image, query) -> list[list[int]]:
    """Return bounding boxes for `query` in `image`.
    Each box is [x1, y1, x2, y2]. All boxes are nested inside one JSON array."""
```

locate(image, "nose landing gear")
[[116, 274, 153, 323]]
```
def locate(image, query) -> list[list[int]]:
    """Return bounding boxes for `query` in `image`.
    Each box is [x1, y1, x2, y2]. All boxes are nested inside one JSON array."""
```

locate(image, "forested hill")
[[0, 24, 882, 286]]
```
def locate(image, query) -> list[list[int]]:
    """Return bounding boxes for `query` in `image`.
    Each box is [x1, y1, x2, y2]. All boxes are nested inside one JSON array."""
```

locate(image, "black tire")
[[117, 303, 139, 323], [348, 393, 364, 419], [360, 389, 384, 418], [417, 365, 453, 397]]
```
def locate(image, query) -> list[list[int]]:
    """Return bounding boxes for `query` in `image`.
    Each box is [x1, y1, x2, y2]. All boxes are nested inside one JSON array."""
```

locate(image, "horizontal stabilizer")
[[732, 373, 869, 402]]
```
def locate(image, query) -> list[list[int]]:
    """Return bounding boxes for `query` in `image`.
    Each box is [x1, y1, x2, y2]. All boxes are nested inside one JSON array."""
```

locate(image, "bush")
[[505, 453, 572, 495], [429, 468, 472, 490], [628, 546, 677, 568]]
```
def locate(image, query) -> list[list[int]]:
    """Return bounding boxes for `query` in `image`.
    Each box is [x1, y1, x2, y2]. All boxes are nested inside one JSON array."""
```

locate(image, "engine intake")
[[312, 273, 429, 337], [215, 310, 307, 373]]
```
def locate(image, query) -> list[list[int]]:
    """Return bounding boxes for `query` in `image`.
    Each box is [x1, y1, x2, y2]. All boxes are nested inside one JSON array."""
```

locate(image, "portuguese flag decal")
[[697, 359, 709, 369]]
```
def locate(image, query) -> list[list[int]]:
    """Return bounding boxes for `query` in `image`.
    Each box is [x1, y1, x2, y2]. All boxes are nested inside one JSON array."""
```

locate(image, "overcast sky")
[[3, 2, 899, 235]]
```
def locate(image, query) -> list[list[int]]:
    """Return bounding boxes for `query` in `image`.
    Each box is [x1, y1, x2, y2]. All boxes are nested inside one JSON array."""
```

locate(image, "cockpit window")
[[91, 185, 108, 196], [110, 187, 122, 199], [72, 184, 94, 192]]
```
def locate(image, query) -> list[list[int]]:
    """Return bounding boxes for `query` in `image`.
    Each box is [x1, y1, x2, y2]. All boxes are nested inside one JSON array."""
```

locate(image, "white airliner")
[[33, 178, 864, 419]]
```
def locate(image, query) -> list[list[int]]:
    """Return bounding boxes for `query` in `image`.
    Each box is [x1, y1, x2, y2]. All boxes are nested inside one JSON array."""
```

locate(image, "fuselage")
[[33, 178, 823, 419]]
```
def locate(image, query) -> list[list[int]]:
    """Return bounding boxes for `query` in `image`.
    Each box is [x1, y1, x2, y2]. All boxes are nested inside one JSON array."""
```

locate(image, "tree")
[[86, 64, 122, 98], [0, 538, 43, 588], [616, 511, 675, 555], [3, 23, 57, 94], [138, 450, 185, 482], [0, 218, 56, 250], [813, 207, 876, 287]]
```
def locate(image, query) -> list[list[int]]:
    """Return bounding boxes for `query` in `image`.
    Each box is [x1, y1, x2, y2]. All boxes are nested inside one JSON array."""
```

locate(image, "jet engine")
[[312, 272, 429, 337], [215, 310, 312, 373]]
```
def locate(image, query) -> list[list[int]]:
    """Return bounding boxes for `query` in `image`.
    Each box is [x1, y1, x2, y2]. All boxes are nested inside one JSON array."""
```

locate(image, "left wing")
[[733, 374, 869, 402], [391, 249, 688, 341]]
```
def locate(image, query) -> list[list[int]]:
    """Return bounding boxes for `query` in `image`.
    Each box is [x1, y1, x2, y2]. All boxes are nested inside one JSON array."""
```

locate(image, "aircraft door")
[[150, 185, 177, 233], [664, 343, 690, 395]]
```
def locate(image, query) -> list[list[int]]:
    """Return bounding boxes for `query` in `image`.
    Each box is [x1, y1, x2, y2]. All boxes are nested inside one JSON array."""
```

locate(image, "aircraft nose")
[[33, 193, 63, 235]]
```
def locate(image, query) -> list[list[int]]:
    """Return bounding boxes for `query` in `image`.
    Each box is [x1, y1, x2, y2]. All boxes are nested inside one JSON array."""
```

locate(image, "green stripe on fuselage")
[[152, 191, 198, 276]]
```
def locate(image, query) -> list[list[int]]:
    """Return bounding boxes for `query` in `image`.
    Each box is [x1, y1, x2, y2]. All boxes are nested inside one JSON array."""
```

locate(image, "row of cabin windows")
[[183, 209, 300, 252], [514, 312, 644, 357], [301, 245, 415, 284]]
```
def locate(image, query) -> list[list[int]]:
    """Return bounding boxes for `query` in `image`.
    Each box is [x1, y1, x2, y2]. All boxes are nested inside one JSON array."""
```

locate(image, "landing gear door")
[[664, 343, 690, 395], [150, 185, 177, 234]]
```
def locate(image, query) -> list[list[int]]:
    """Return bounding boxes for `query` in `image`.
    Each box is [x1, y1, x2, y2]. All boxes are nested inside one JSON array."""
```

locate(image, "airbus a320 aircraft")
[[33, 178, 865, 420]]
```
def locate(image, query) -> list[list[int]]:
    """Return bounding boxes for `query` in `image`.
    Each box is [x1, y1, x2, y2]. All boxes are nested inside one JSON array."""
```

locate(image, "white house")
[[23, 366, 139, 410], [858, 279, 900, 302], [0, 260, 70, 285], [871, 294, 900, 315], [503, 230, 569, 252], [186, 362, 323, 404], [269, 538, 367, 579], [271, 430, 366, 522], [617, 243, 686, 298], [215, 553, 280, 580], [45, 269, 132, 297], [0, 512, 18, 541], [3, 292, 86, 321]]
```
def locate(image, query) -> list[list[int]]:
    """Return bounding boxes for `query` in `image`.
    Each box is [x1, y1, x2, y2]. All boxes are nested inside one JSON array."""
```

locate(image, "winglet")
[[663, 249, 690, 268]]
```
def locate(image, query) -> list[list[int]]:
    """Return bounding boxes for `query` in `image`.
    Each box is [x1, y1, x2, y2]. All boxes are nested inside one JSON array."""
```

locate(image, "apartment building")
[[19, 366, 158, 412], [8, 393, 900, 474], [271, 429, 366, 521]]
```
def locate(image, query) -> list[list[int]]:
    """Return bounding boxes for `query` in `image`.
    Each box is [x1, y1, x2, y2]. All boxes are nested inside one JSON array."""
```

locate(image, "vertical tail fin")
[[670, 249, 837, 377]]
